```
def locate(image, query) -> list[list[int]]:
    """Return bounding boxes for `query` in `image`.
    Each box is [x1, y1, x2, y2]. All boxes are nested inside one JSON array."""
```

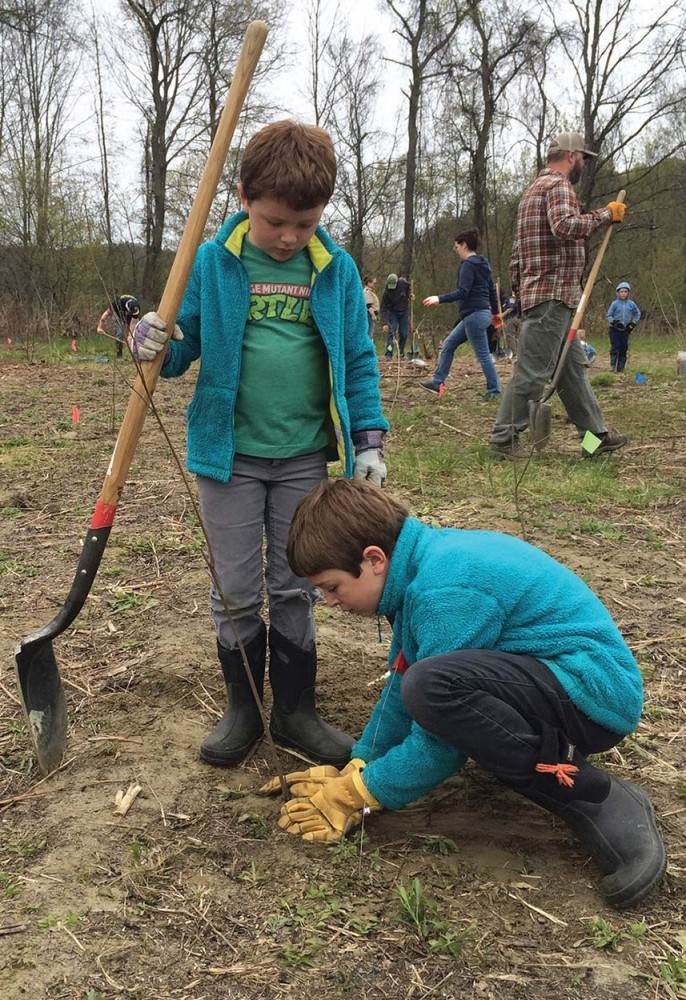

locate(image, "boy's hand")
[[491, 313, 503, 329], [278, 769, 381, 844], [259, 759, 365, 798], [354, 449, 386, 487], [259, 764, 341, 798], [351, 429, 386, 487], [131, 311, 184, 362]]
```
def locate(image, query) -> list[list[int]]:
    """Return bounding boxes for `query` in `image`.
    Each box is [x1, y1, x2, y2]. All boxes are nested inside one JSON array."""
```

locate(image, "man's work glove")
[[278, 767, 381, 844], [351, 429, 386, 487], [131, 311, 184, 362], [259, 760, 365, 798], [423, 295, 440, 307], [607, 201, 626, 223], [626, 322, 636, 334], [611, 321, 626, 332]]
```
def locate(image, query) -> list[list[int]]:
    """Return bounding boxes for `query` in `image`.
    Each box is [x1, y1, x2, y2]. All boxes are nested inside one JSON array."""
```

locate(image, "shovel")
[[528, 189, 625, 450], [15, 20, 269, 775]]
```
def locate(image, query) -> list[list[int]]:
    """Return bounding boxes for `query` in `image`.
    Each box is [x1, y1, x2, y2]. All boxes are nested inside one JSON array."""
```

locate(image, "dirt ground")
[[1, 344, 685, 999]]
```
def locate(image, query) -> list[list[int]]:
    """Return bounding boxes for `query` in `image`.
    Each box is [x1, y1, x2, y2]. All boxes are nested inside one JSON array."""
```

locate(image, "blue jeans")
[[385, 309, 409, 354], [367, 312, 376, 339], [197, 451, 328, 649], [430, 309, 500, 394]]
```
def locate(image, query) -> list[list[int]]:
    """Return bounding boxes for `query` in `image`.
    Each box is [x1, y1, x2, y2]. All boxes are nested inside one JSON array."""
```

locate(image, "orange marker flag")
[[72, 405, 80, 423], [71, 338, 77, 352]]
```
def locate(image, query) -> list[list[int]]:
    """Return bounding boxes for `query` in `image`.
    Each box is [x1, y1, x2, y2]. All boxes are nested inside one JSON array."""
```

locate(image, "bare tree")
[[542, 0, 686, 209], [383, 0, 473, 278], [0, 0, 82, 305], [441, 0, 538, 242]]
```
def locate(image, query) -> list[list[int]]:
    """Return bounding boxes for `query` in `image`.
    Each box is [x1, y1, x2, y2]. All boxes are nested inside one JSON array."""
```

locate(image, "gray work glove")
[[351, 429, 387, 487], [131, 311, 184, 362]]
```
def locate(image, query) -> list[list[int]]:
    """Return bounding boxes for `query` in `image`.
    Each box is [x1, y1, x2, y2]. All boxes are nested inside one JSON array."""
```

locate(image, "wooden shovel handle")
[[95, 20, 268, 517], [569, 189, 626, 335]]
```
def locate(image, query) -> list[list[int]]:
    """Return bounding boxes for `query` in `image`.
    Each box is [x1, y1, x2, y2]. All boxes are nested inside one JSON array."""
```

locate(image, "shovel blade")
[[15, 637, 67, 775], [528, 398, 553, 451]]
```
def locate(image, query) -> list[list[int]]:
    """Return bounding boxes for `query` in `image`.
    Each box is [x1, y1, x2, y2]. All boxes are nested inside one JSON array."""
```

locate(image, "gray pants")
[[490, 300, 607, 446], [197, 451, 328, 650]]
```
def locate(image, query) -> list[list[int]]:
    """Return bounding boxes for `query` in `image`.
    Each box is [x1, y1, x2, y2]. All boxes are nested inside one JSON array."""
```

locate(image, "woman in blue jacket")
[[420, 229, 502, 400]]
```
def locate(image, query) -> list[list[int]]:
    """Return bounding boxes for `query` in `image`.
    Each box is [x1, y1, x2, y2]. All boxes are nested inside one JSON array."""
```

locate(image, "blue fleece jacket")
[[161, 212, 388, 482], [606, 298, 641, 329], [353, 518, 643, 810], [438, 254, 499, 318]]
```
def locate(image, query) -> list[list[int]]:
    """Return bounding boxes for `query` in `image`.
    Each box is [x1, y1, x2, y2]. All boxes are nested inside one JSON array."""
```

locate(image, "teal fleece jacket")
[[353, 518, 643, 810], [161, 212, 388, 482]]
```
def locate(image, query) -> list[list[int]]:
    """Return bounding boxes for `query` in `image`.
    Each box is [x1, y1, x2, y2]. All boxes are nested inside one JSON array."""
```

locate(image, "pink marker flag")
[[71, 339, 77, 352]]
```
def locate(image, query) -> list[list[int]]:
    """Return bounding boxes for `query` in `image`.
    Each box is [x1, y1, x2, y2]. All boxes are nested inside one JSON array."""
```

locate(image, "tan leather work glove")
[[258, 759, 365, 798], [278, 767, 381, 844], [606, 201, 626, 223]]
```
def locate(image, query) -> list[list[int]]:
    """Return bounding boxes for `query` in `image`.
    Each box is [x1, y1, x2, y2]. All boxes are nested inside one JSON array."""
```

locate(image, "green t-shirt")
[[233, 238, 330, 458]]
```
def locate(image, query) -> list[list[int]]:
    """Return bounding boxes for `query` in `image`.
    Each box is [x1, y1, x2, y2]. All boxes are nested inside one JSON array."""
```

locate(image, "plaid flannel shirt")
[[510, 169, 612, 313]]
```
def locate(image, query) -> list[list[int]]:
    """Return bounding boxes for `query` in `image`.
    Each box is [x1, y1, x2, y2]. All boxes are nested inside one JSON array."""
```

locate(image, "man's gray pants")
[[490, 300, 607, 446], [197, 451, 327, 650]]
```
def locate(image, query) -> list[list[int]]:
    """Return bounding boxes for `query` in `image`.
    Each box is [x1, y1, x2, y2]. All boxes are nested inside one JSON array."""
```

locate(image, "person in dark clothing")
[[98, 295, 141, 357], [380, 274, 412, 358], [420, 229, 502, 400]]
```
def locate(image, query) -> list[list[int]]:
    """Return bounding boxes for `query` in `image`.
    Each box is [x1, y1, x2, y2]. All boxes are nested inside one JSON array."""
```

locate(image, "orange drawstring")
[[535, 763, 579, 788]]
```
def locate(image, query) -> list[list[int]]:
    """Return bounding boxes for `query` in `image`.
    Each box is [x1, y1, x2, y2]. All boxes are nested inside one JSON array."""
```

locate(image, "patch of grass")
[[0, 872, 20, 899], [106, 587, 159, 613]]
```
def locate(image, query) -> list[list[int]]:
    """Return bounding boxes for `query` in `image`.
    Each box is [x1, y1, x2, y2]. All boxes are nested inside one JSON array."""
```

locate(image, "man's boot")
[[523, 747, 666, 909], [199, 623, 266, 767], [268, 627, 353, 768]]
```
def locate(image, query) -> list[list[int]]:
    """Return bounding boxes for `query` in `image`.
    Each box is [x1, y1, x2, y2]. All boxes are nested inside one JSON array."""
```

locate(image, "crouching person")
[[261, 479, 666, 910]]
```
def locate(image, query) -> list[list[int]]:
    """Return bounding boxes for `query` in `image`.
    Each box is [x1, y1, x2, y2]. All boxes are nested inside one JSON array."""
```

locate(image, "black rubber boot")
[[268, 628, 354, 768], [199, 623, 266, 767], [524, 751, 666, 909]]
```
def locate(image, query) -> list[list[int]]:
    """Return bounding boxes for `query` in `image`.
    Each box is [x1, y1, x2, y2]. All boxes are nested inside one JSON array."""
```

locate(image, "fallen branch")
[[113, 783, 143, 816]]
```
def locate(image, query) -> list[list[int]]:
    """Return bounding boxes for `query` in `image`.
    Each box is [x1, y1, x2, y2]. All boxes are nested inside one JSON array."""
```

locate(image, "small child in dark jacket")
[[261, 479, 666, 911], [607, 281, 641, 372]]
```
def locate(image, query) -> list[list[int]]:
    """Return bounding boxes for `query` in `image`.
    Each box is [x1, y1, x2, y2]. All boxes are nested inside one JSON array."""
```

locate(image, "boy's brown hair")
[[287, 479, 409, 578], [240, 119, 337, 210]]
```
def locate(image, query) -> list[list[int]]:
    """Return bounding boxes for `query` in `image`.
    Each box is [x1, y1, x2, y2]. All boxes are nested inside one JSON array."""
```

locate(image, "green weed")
[[659, 955, 686, 991], [586, 916, 625, 951], [414, 834, 459, 855], [280, 937, 323, 968]]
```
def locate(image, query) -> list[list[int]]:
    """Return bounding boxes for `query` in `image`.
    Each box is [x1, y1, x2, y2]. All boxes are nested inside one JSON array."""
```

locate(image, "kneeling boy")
[[262, 479, 666, 910]]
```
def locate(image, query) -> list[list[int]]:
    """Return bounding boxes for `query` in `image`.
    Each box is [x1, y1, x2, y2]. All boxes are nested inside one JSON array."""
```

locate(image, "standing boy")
[[129, 121, 388, 770], [267, 479, 666, 911], [607, 281, 641, 372]]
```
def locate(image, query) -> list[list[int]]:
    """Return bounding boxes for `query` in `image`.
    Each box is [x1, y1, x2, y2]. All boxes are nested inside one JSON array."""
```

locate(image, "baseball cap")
[[547, 132, 598, 158], [616, 281, 631, 291], [386, 273, 398, 288]]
